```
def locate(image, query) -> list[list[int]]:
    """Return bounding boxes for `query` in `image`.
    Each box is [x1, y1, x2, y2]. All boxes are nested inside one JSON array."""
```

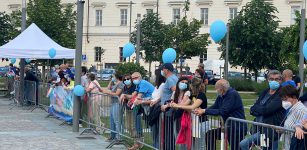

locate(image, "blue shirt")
[[135, 80, 155, 98], [161, 74, 178, 104], [281, 80, 296, 88]]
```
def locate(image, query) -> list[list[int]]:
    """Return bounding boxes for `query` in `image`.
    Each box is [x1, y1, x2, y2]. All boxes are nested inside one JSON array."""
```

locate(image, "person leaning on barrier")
[[103, 73, 124, 142], [85, 73, 103, 132], [279, 85, 307, 150], [159, 63, 178, 150], [195, 79, 247, 150], [240, 70, 286, 150], [171, 77, 209, 150], [123, 72, 155, 150]]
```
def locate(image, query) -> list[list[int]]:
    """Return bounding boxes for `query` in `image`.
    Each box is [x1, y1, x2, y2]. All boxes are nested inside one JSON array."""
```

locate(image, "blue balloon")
[[210, 20, 227, 43], [49, 48, 56, 58], [304, 41, 307, 60], [10, 58, 16, 64], [123, 43, 135, 58], [73, 85, 85, 97], [162, 48, 177, 63], [25, 58, 31, 63]]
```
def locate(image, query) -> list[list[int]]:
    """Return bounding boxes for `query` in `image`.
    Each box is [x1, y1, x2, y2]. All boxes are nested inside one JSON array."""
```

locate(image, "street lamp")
[[73, 0, 85, 132], [19, 0, 27, 106], [129, 1, 136, 41], [299, 0, 306, 96]]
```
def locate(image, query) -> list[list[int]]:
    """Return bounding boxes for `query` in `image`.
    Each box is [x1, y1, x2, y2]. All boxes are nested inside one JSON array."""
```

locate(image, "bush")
[[229, 79, 255, 91], [254, 81, 268, 95], [115, 62, 147, 78], [228, 79, 268, 94]]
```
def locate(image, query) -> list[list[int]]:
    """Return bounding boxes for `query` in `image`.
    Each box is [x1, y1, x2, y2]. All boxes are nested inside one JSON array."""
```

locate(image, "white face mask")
[[282, 101, 292, 110]]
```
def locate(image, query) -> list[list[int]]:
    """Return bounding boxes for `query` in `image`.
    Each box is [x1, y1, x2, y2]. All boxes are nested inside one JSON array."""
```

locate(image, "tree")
[[0, 12, 16, 46], [219, 0, 280, 80], [115, 62, 147, 78], [27, 0, 76, 49], [131, 13, 172, 76], [171, 17, 210, 71]]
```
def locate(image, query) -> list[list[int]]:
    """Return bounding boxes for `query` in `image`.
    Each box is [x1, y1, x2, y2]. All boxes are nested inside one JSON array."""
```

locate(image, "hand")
[[170, 102, 179, 108], [120, 94, 125, 104], [295, 126, 306, 140], [194, 108, 205, 116], [302, 119, 307, 130], [150, 100, 158, 107], [161, 104, 168, 112], [134, 100, 142, 106]]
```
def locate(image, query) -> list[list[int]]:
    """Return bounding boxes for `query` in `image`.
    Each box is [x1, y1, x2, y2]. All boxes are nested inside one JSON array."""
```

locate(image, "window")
[[173, 8, 180, 25], [146, 9, 153, 14], [120, 9, 128, 26], [95, 47, 102, 62], [291, 6, 300, 25], [229, 8, 238, 20], [199, 52, 207, 63], [96, 10, 102, 26], [200, 8, 209, 26], [119, 47, 126, 62]]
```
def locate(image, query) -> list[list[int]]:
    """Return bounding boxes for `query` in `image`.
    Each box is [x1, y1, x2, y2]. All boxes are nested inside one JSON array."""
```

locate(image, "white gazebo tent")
[[0, 23, 75, 59]]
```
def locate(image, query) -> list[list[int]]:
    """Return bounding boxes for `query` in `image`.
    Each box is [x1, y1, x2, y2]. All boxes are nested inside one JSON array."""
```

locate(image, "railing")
[[224, 117, 295, 150]]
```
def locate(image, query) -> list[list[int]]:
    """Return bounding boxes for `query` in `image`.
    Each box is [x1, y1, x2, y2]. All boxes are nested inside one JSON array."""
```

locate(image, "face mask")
[[133, 79, 140, 85], [179, 82, 187, 90], [282, 101, 292, 110], [269, 81, 280, 90], [161, 70, 165, 77], [124, 80, 131, 86], [112, 78, 117, 82]]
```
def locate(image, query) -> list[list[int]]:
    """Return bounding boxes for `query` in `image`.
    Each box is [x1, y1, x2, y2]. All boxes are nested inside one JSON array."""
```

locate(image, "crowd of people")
[[4, 61, 307, 150], [76, 62, 307, 150]]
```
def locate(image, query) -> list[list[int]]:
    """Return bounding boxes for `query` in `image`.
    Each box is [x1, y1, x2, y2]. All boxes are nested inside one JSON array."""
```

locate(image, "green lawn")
[[206, 92, 258, 100], [99, 81, 109, 87]]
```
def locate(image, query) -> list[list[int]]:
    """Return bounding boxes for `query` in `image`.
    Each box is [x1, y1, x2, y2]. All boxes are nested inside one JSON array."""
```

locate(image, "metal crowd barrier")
[[37, 82, 51, 107], [80, 92, 227, 150], [0, 77, 10, 96], [224, 117, 295, 150]]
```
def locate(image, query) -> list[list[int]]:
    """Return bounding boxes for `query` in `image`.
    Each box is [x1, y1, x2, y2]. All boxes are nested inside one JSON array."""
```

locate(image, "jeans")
[[240, 132, 279, 150], [133, 106, 142, 137], [151, 122, 159, 149], [110, 101, 121, 139], [193, 121, 211, 150]]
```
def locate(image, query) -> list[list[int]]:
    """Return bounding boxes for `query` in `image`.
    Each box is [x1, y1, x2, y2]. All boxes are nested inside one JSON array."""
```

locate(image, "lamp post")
[[136, 14, 141, 64], [224, 23, 230, 80], [19, 0, 27, 105], [299, 0, 306, 96], [73, 0, 85, 132], [129, 1, 135, 41]]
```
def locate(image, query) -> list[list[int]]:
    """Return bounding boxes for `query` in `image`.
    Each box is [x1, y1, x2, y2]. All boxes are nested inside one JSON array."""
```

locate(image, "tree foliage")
[[115, 62, 147, 77], [0, 12, 17, 46], [219, 0, 280, 74], [27, 0, 76, 49]]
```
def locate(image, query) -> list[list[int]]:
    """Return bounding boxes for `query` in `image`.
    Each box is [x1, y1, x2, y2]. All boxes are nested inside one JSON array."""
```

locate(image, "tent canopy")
[[0, 23, 75, 59]]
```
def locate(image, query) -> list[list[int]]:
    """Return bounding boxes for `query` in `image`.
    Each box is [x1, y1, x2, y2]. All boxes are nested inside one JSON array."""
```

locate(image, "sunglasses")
[[123, 78, 130, 81]]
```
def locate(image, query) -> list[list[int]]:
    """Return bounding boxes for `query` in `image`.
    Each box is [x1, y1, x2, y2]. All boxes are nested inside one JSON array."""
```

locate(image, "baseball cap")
[[162, 63, 174, 72]]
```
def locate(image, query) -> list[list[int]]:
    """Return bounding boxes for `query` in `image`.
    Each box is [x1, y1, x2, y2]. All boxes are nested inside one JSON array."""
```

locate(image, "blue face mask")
[[133, 79, 140, 85], [179, 82, 187, 90], [161, 70, 165, 77], [124, 80, 131, 86], [269, 81, 280, 90], [112, 78, 117, 82]]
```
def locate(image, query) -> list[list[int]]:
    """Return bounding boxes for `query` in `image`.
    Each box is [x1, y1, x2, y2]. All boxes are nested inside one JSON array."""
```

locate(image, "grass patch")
[[99, 81, 109, 87], [206, 92, 258, 100]]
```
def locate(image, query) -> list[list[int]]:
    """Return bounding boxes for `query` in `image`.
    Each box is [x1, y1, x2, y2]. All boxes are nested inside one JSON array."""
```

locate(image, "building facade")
[[0, 0, 305, 73]]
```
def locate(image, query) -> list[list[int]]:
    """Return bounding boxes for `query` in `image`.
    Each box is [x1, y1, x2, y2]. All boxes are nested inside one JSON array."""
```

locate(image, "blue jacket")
[[205, 88, 246, 122]]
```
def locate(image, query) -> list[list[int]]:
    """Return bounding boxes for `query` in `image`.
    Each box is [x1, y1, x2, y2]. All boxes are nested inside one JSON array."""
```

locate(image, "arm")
[[107, 80, 112, 90], [205, 94, 240, 116], [106, 88, 123, 97], [175, 99, 202, 111], [250, 96, 282, 116]]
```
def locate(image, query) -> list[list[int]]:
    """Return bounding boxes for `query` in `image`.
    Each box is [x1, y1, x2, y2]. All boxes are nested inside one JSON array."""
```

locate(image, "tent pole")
[[19, 0, 27, 105], [73, 0, 85, 132]]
